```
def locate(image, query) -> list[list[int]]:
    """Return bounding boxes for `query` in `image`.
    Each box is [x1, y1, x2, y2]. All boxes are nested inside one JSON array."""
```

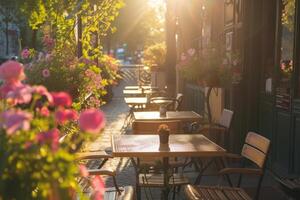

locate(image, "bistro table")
[[123, 89, 158, 96], [133, 111, 202, 123], [124, 97, 148, 107], [112, 134, 226, 200], [125, 85, 159, 90]]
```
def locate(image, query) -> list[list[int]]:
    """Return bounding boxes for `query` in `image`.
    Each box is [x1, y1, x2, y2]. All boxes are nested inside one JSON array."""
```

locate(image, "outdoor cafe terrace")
[[1, 0, 300, 200]]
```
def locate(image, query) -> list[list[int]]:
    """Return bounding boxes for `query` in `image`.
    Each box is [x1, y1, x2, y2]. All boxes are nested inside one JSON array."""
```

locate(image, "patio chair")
[[199, 109, 234, 148], [132, 120, 182, 135], [79, 159, 134, 200], [60, 134, 134, 199], [188, 131, 270, 200], [174, 93, 183, 111], [275, 176, 300, 199]]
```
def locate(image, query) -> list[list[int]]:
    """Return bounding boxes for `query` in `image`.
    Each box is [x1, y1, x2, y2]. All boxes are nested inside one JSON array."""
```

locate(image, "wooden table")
[[125, 85, 158, 90], [133, 111, 202, 122], [124, 97, 148, 106], [123, 89, 158, 96], [112, 134, 226, 199]]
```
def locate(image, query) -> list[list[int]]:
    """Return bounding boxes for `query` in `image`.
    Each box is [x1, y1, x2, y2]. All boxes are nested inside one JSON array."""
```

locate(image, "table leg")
[[194, 158, 215, 185], [162, 157, 170, 200], [130, 158, 141, 200]]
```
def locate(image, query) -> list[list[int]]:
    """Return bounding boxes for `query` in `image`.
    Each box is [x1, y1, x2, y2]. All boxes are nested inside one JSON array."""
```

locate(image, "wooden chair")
[[174, 93, 183, 111], [79, 158, 135, 200], [187, 132, 271, 200], [199, 109, 234, 148], [60, 135, 134, 200], [132, 120, 182, 134]]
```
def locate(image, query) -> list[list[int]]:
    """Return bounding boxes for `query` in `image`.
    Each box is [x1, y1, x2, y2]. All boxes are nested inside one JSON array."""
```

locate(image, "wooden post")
[[77, 14, 83, 58], [165, 0, 177, 97]]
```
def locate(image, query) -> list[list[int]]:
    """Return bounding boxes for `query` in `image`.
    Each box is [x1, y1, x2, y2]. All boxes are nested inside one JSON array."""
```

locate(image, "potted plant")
[[143, 42, 167, 89], [157, 124, 170, 151], [177, 47, 242, 123]]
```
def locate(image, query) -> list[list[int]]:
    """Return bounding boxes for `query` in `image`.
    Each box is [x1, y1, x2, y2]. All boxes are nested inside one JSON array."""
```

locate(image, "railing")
[[119, 64, 151, 86]]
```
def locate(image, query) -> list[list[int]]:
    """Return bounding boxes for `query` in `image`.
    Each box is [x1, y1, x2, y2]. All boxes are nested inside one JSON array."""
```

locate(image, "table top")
[[133, 111, 202, 121], [123, 89, 157, 95], [150, 99, 174, 106], [124, 97, 148, 105], [125, 85, 158, 90], [112, 134, 226, 158]]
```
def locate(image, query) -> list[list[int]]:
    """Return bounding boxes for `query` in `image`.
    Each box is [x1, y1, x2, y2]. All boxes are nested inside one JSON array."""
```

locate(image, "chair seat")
[[138, 173, 189, 187], [103, 186, 134, 200], [75, 150, 112, 160], [184, 185, 252, 200]]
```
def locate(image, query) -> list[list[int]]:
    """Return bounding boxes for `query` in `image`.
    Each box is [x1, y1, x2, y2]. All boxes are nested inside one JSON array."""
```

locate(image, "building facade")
[[173, 0, 300, 176]]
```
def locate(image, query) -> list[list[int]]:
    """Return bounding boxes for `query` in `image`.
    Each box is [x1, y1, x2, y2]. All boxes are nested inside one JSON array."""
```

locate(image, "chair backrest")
[[132, 120, 182, 134], [241, 132, 271, 168], [218, 109, 234, 129], [174, 93, 183, 111]]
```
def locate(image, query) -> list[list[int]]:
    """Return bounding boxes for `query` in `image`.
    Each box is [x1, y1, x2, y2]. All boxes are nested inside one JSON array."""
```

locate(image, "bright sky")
[[148, 0, 165, 8], [147, 0, 165, 22]]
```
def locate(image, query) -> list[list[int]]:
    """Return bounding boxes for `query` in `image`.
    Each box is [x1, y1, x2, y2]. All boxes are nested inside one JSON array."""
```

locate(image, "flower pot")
[[158, 130, 170, 151]]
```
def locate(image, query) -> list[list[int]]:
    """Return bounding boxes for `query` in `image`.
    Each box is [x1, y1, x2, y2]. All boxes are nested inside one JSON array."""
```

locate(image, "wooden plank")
[[112, 134, 226, 158], [138, 173, 189, 187], [207, 188, 221, 199], [199, 188, 213, 200], [223, 188, 236, 200], [215, 188, 229, 200], [133, 111, 203, 122], [245, 132, 270, 153], [237, 190, 252, 200]]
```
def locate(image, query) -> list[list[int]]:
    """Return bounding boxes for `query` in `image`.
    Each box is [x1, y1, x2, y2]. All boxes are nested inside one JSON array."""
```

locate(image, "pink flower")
[[38, 106, 50, 117], [181, 53, 187, 62], [0, 61, 25, 83], [91, 176, 105, 200], [42, 35, 55, 49], [6, 84, 33, 105], [0, 81, 23, 98], [42, 69, 50, 78], [24, 141, 33, 150], [187, 48, 196, 56], [78, 109, 105, 134], [51, 92, 72, 107], [36, 128, 60, 152], [79, 165, 89, 177], [0, 110, 32, 135], [55, 109, 78, 124], [33, 86, 53, 103], [45, 53, 52, 61], [21, 48, 30, 59]]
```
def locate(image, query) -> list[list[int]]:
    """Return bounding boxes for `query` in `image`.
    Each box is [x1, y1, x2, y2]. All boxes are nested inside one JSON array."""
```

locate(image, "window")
[[276, 0, 295, 109]]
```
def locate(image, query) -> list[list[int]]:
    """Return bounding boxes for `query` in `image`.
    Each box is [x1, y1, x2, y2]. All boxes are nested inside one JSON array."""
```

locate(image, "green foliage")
[[17, 0, 124, 109], [282, 0, 295, 32], [178, 47, 242, 87], [143, 42, 166, 68], [112, 0, 165, 52]]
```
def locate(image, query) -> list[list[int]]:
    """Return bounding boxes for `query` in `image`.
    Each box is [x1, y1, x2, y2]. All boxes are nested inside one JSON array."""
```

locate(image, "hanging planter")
[[178, 47, 242, 123]]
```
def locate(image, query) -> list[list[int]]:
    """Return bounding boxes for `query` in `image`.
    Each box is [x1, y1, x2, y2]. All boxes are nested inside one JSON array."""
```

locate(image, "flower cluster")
[[0, 61, 106, 199], [280, 60, 293, 77], [177, 48, 242, 87]]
